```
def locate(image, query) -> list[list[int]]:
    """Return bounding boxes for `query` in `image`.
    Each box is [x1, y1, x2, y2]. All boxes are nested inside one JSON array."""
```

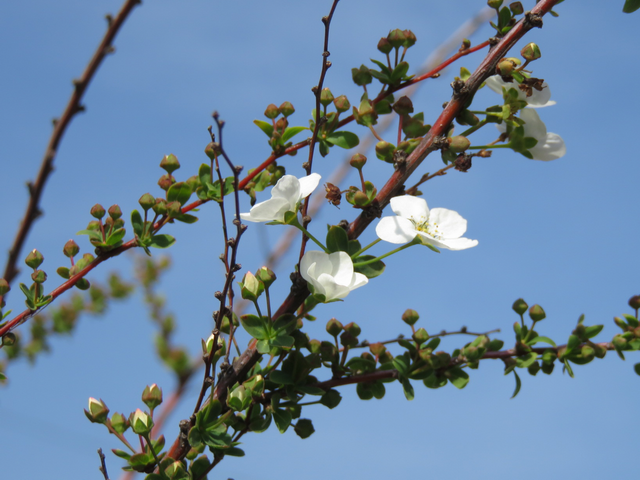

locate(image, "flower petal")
[[390, 195, 429, 221], [428, 208, 468, 239], [376, 216, 418, 244], [297, 173, 322, 199], [485, 75, 556, 108], [529, 132, 566, 161], [240, 197, 290, 222], [270, 175, 301, 203], [520, 108, 547, 141]]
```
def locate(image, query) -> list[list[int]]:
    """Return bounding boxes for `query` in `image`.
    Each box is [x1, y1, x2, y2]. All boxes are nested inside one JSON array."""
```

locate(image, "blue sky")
[[1, 1, 639, 479]]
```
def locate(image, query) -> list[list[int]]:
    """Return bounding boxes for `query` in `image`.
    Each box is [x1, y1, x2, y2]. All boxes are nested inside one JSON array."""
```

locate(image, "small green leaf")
[[510, 371, 522, 399], [390, 61, 410, 83], [148, 234, 175, 249], [320, 390, 342, 409], [563, 359, 575, 378], [448, 368, 470, 389], [401, 378, 415, 401], [253, 119, 274, 138], [526, 336, 556, 347], [131, 209, 144, 237], [353, 255, 385, 279], [634, 363, 640, 376], [273, 408, 292, 433], [324, 131, 359, 149], [198, 163, 212, 185], [282, 126, 308, 144], [106, 228, 126, 246], [623, 0, 640, 13], [515, 352, 538, 368], [326, 225, 349, 253], [174, 213, 198, 224], [167, 182, 192, 206], [583, 324, 604, 339], [239, 315, 269, 340], [76, 229, 103, 242]]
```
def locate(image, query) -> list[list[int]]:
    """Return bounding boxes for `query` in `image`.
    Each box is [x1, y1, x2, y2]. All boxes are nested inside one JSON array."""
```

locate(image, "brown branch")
[[2, 0, 142, 290]]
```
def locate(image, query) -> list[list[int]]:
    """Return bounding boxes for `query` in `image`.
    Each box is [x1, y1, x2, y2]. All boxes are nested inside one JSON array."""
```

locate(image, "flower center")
[[410, 215, 443, 240]]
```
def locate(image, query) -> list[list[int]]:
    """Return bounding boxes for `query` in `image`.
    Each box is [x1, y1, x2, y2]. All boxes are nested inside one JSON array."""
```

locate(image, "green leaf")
[[353, 255, 385, 279], [253, 119, 274, 138], [320, 389, 342, 409], [510, 371, 522, 399], [401, 378, 415, 401], [392, 353, 411, 377], [175, 213, 198, 224], [566, 334, 581, 355], [198, 163, 212, 185], [273, 408, 292, 433], [526, 336, 556, 347], [623, 0, 640, 13], [282, 126, 308, 144], [515, 352, 538, 368], [369, 59, 391, 75], [634, 363, 640, 376], [324, 131, 359, 149], [224, 447, 245, 457], [390, 61, 410, 83], [273, 314, 297, 336], [167, 182, 192, 206], [583, 324, 604, 339], [131, 209, 144, 237], [448, 368, 470, 389], [76, 229, 103, 242], [240, 315, 269, 340], [563, 359, 575, 378], [326, 225, 349, 253], [106, 228, 126, 246], [148, 234, 175, 249]]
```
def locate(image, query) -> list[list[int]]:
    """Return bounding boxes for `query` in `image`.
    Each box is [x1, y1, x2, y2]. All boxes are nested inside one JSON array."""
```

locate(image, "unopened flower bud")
[[344, 322, 361, 337], [487, 0, 503, 9], [326, 318, 343, 337], [110, 412, 129, 434], [264, 104, 279, 119], [320, 88, 334, 107], [521, 42, 541, 61], [351, 65, 372, 86], [129, 408, 153, 435], [402, 308, 419, 326], [0, 278, 10, 296], [160, 154, 180, 174], [108, 205, 122, 220], [340, 330, 358, 348], [377, 37, 392, 54], [375, 141, 395, 162], [158, 174, 175, 191], [628, 295, 640, 310], [510, 2, 524, 15], [278, 101, 295, 118], [204, 142, 221, 160], [528, 304, 546, 322], [138, 193, 155, 212], [448, 135, 471, 153], [2, 332, 16, 346], [84, 398, 110, 424], [369, 342, 386, 356], [413, 327, 429, 345], [153, 198, 167, 215], [31, 269, 47, 284], [349, 153, 367, 170], [142, 384, 163, 410], [387, 29, 406, 48], [393, 96, 414, 115], [497, 59, 514, 77], [512, 298, 528, 315], [402, 30, 416, 48], [240, 271, 263, 301], [25, 249, 44, 269], [166, 201, 182, 218], [333, 95, 350, 113], [90, 204, 106, 220]]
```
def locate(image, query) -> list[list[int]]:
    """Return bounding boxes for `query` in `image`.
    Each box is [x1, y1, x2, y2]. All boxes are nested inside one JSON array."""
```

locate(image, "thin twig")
[[2, 0, 141, 291], [97, 448, 110, 480]]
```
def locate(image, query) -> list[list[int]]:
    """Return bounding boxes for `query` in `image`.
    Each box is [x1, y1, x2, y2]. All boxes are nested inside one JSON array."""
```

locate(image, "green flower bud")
[[349, 153, 367, 170], [351, 65, 372, 86], [387, 29, 406, 48], [308, 339, 321, 354], [333, 95, 350, 113], [612, 334, 627, 349], [108, 204, 122, 220], [353, 190, 369, 207], [158, 174, 175, 191], [31, 269, 47, 284], [62, 240, 79, 258], [110, 412, 129, 434], [377, 37, 392, 54], [0, 278, 10, 296], [521, 42, 541, 62], [264, 104, 280, 119], [393, 96, 414, 115], [510, 2, 524, 15], [402, 29, 417, 48], [2, 332, 16, 346], [528, 304, 546, 322], [326, 318, 343, 337], [278, 101, 295, 118], [204, 142, 221, 160], [340, 330, 358, 348], [160, 154, 180, 174], [25, 249, 44, 269], [628, 295, 640, 310], [448, 135, 471, 153], [166, 201, 182, 219], [581, 345, 595, 362], [129, 408, 153, 435], [487, 0, 503, 8], [402, 309, 419, 326], [369, 342, 386, 356], [90, 204, 106, 220], [497, 59, 514, 77], [344, 322, 361, 337], [142, 384, 163, 410], [375, 141, 395, 163], [240, 271, 263, 301], [456, 109, 479, 126], [227, 385, 250, 411], [138, 193, 155, 212], [255, 267, 276, 289], [84, 397, 110, 424], [512, 298, 528, 315], [320, 88, 334, 107], [164, 461, 188, 480], [150, 199, 166, 217], [294, 419, 315, 439], [413, 327, 429, 345]]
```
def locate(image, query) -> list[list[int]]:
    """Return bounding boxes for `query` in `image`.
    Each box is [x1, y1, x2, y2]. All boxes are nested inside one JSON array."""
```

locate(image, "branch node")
[[524, 11, 543, 29]]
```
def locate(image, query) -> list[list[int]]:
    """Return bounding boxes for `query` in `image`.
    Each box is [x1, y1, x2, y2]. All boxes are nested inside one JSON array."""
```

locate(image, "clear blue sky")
[[1, 1, 639, 479]]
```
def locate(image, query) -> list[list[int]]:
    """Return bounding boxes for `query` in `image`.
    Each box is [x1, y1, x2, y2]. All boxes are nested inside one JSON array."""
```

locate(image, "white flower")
[[498, 108, 566, 161], [300, 251, 368, 301], [485, 75, 556, 108], [375, 195, 478, 251], [240, 173, 321, 223]]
